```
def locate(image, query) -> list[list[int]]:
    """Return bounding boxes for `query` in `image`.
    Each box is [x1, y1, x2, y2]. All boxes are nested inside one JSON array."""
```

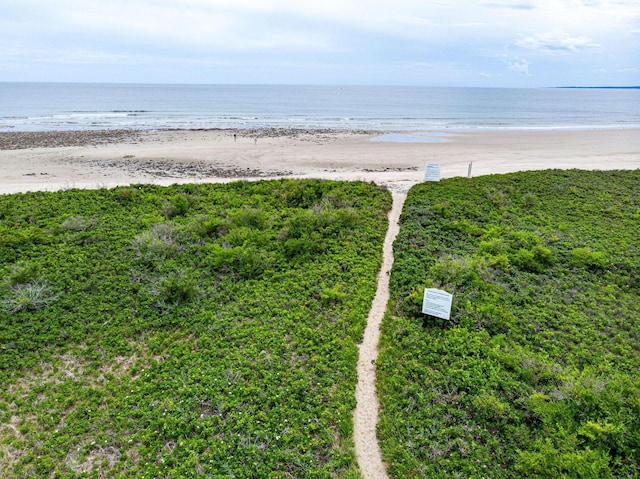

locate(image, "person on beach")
[[234, 133, 237, 142], [254, 136, 258, 145]]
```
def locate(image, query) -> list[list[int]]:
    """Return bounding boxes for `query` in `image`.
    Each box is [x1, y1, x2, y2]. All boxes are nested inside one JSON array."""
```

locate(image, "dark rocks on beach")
[[0, 128, 372, 151], [234, 127, 371, 139], [0, 130, 143, 150], [1, 128, 366, 179], [72, 158, 293, 179], [362, 166, 418, 172]]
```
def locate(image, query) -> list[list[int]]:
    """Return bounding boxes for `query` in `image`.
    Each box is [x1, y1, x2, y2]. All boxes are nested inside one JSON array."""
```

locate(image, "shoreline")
[[0, 128, 376, 150], [3, 125, 640, 148], [1, 128, 638, 195]]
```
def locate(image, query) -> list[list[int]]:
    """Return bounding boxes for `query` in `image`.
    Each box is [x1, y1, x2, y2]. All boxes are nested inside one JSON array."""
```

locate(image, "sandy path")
[[354, 191, 405, 478]]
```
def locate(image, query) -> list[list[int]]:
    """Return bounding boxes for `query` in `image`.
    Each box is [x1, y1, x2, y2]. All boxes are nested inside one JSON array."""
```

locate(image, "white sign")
[[424, 163, 441, 182], [422, 288, 453, 320]]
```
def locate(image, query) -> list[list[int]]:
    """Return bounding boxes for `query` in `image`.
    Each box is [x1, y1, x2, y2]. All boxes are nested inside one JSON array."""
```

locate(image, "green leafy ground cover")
[[379, 170, 640, 478], [0, 179, 391, 478]]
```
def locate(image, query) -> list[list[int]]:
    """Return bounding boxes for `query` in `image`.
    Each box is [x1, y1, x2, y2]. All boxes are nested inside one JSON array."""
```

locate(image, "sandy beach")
[[1, 128, 638, 195]]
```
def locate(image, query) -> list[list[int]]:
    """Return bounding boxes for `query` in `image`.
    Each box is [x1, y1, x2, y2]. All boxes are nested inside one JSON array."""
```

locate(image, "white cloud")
[[483, 3, 536, 10], [506, 58, 530, 75], [1, 0, 639, 85], [515, 31, 600, 53]]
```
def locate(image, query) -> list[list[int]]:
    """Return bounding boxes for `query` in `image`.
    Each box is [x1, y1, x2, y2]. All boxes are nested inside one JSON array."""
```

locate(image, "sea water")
[[1, 83, 638, 132]]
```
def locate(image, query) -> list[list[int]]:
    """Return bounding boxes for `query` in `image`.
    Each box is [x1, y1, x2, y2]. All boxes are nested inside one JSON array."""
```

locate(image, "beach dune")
[[1, 127, 638, 478]]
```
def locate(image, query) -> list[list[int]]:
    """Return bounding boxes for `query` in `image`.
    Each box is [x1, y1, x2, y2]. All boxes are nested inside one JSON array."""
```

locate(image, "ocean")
[[1, 83, 639, 132]]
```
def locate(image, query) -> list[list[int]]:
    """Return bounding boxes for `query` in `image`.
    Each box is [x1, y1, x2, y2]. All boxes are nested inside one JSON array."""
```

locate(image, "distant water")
[[1, 83, 639, 132]]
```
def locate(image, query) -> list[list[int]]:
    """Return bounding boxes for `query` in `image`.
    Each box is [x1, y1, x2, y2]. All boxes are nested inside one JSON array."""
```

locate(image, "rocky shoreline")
[[0, 129, 145, 150], [233, 127, 372, 139], [0, 128, 374, 150], [68, 157, 294, 179]]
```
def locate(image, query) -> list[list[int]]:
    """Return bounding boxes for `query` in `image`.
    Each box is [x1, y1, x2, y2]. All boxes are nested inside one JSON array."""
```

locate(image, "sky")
[[1, 0, 639, 87]]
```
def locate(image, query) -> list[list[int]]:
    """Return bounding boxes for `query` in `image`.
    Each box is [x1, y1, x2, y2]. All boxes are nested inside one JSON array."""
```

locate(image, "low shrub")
[[155, 270, 198, 306], [568, 247, 607, 269], [1, 280, 58, 313], [512, 245, 555, 273], [59, 215, 92, 232], [0, 179, 391, 477], [131, 222, 181, 263], [380, 170, 640, 478], [2, 261, 38, 286], [161, 194, 190, 219]]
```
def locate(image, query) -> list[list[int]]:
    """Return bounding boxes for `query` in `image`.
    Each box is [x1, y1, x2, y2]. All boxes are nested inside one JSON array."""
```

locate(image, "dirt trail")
[[354, 191, 406, 478]]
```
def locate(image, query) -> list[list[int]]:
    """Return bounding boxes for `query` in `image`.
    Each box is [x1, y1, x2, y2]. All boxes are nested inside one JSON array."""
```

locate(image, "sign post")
[[422, 288, 453, 322], [424, 163, 441, 182]]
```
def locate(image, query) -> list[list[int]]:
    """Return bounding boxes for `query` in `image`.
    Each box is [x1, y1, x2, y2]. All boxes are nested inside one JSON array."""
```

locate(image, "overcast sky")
[[1, 0, 638, 87]]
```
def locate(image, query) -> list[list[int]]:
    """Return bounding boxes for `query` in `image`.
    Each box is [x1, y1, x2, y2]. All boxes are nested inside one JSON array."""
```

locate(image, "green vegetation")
[[0, 179, 391, 478], [379, 170, 640, 478]]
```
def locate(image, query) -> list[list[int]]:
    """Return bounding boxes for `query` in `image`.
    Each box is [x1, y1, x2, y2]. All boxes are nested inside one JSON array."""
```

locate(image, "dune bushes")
[[0, 179, 391, 478], [378, 170, 640, 478]]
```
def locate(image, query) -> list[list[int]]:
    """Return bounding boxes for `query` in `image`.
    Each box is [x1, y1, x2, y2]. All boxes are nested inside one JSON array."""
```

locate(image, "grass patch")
[[1, 280, 59, 313], [0, 179, 391, 477], [379, 169, 640, 478]]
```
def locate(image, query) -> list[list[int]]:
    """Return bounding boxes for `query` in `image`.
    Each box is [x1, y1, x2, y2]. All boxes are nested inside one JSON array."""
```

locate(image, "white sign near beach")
[[422, 288, 453, 320], [424, 163, 441, 182]]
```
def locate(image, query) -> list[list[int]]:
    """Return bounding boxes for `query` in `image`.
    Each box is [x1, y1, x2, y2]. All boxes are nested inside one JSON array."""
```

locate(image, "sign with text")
[[424, 163, 441, 182], [422, 288, 453, 320]]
